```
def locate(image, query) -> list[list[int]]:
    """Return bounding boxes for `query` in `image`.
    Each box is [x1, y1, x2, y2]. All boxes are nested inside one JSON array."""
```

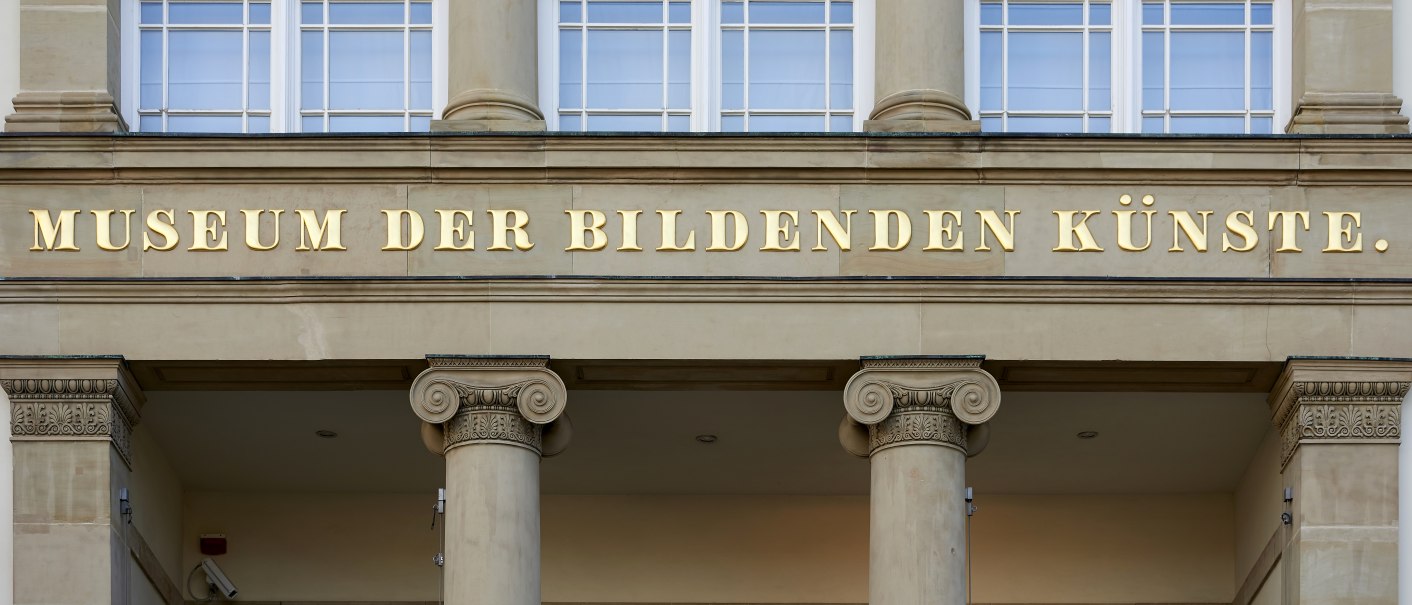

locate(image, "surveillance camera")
[[200, 558, 239, 600]]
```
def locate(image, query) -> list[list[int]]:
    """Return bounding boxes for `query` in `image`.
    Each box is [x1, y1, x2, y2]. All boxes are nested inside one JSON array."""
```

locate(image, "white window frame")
[[964, 0, 1290, 134], [537, 0, 875, 132], [121, 0, 449, 132]]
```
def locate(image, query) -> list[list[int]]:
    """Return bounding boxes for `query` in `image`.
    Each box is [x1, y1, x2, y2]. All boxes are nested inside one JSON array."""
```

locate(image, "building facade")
[[3, 1, 1412, 605]]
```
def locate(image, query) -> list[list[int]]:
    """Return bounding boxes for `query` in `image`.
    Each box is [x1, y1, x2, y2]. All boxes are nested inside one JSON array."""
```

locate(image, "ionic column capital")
[[1268, 358, 1412, 468], [841, 357, 1000, 457], [0, 356, 145, 467], [410, 356, 569, 456]]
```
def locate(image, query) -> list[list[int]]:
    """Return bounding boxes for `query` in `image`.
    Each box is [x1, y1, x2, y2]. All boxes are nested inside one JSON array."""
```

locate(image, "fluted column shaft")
[[865, 0, 977, 132], [434, 0, 546, 132], [410, 356, 570, 605], [841, 357, 999, 605]]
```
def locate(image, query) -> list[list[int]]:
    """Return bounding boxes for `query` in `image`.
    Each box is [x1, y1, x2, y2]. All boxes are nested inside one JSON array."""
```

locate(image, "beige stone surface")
[[12, 440, 114, 524], [0, 184, 144, 277], [128, 427, 184, 585], [444, 444, 541, 605], [1234, 428, 1282, 585], [13, 523, 123, 605]]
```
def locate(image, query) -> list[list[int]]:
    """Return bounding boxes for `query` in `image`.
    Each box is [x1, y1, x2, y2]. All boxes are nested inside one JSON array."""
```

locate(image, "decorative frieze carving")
[[409, 357, 568, 456], [841, 357, 1000, 456], [1269, 360, 1412, 468], [1, 372, 143, 466]]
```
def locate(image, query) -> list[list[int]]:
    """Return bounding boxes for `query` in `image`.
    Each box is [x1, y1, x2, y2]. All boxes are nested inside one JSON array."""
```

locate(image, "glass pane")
[[1251, 3, 1272, 25], [140, 31, 162, 109], [250, 2, 271, 24], [830, 30, 852, 110], [830, 1, 852, 24], [411, 2, 432, 24], [169, 2, 243, 24], [1171, 2, 1245, 26], [1251, 116, 1273, 134], [749, 30, 826, 109], [1142, 31, 1163, 110], [829, 114, 852, 132], [722, 29, 744, 109], [721, 114, 744, 131], [1089, 3, 1111, 26], [749, 114, 825, 132], [410, 115, 431, 131], [586, 30, 663, 108], [248, 115, 270, 133], [141, 2, 162, 24], [302, 1, 323, 23], [1142, 115, 1164, 133], [980, 31, 1000, 111], [587, 114, 663, 131], [668, 29, 690, 108], [669, 1, 690, 23], [1142, 2, 1163, 25], [1170, 31, 1244, 110], [1088, 116, 1111, 132], [329, 115, 407, 132], [302, 115, 325, 132], [667, 114, 689, 131], [560, 1, 582, 22], [1090, 31, 1111, 111], [1008, 3, 1082, 26], [722, 0, 743, 24], [1008, 31, 1083, 111], [560, 29, 583, 109], [980, 116, 1002, 131], [330, 2, 405, 24], [587, 2, 664, 24], [980, 2, 1001, 26], [1006, 116, 1083, 132], [301, 31, 324, 109], [750, 1, 825, 24], [167, 114, 243, 132], [411, 31, 432, 109], [1251, 31, 1273, 110], [139, 115, 163, 131], [1169, 115, 1245, 133], [168, 31, 244, 109], [559, 113, 583, 131], [329, 31, 404, 110], [250, 31, 271, 110]]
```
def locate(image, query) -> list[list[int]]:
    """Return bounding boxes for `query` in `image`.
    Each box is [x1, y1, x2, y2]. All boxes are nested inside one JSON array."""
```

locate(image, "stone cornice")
[[1268, 359, 1412, 467], [0, 357, 145, 466], [409, 356, 568, 456]]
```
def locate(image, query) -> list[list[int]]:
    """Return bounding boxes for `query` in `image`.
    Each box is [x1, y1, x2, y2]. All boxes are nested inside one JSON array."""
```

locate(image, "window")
[[126, 0, 446, 132], [969, 0, 1287, 134], [541, 0, 873, 132]]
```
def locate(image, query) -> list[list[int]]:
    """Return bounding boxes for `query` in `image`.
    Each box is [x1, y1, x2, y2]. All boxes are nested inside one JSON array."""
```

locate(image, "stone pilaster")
[[432, 0, 545, 132], [0, 356, 145, 605], [409, 355, 569, 605], [1268, 358, 1411, 605], [1288, 0, 1409, 133], [841, 356, 999, 605], [864, 0, 978, 133], [4, 0, 125, 132]]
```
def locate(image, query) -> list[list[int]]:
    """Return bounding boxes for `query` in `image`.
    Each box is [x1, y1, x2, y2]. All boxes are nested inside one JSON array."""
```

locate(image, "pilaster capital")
[[1268, 358, 1412, 467], [841, 356, 1000, 457], [0, 356, 145, 466], [409, 355, 569, 456]]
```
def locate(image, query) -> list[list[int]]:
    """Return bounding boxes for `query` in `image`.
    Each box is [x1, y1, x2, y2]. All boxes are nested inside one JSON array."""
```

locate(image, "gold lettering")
[[1168, 210, 1213, 252], [1053, 210, 1104, 252], [1268, 211, 1310, 253], [434, 209, 475, 251], [1323, 211, 1363, 253], [1221, 211, 1258, 252], [566, 210, 609, 251], [759, 210, 799, 251], [618, 210, 643, 251], [29, 209, 79, 251], [1113, 196, 1156, 252], [656, 210, 696, 251], [142, 209, 179, 251], [240, 209, 283, 251], [869, 210, 912, 251], [487, 209, 533, 251], [187, 210, 228, 251], [923, 210, 963, 251], [381, 209, 424, 251], [975, 210, 1019, 252], [811, 210, 855, 251], [295, 209, 347, 251], [706, 210, 748, 252], [92, 209, 134, 251]]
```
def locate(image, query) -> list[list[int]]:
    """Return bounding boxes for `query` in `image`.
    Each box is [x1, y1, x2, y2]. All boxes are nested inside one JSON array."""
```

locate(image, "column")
[[840, 357, 1000, 605], [409, 356, 570, 605], [1288, 0, 1410, 133], [864, 0, 977, 133], [1269, 358, 1412, 605], [0, 356, 144, 605], [432, 0, 545, 132], [4, 0, 124, 132]]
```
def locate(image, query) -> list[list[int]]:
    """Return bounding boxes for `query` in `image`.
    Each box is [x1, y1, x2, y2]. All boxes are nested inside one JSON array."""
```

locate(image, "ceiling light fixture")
[[695, 434, 718, 444], [315, 430, 339, 439], [1076, 431, 1098, 439]]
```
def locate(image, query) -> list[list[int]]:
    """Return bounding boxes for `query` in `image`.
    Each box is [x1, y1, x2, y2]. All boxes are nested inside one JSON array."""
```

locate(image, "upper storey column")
[[409, 356, 570, 605], [433, 0, 546, 132], [1270, 358, 1412, 605], [840, 357, 1000, 605], [864, 0, 978, 133], [4, 0, 125, 132], [1289, 0, 1410, 133]]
